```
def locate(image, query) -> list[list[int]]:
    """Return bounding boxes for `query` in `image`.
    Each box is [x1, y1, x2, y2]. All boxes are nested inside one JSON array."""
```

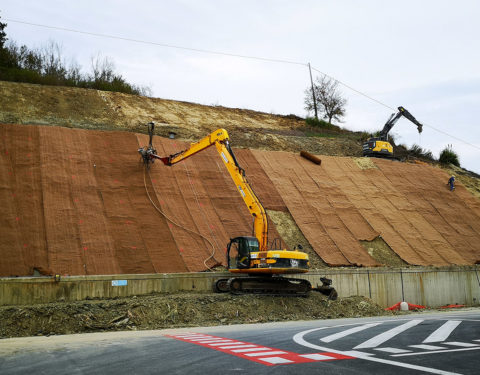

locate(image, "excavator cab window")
[[227, 236, 258, 269]]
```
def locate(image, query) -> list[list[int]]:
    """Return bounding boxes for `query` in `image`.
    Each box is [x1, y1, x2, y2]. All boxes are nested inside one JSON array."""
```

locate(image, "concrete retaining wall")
[[304, 267, 480, 308], [1, 267, 479, 307]]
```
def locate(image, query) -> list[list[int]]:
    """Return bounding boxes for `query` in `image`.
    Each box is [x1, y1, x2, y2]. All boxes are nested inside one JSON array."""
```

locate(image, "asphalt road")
[[1, 310, 479, 374]]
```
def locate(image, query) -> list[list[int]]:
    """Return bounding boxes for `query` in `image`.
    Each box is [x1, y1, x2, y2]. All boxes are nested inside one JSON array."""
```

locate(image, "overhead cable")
[[310, 66, 395, 111], [5, 18, 307, 67], [6, 18, 479, 152]]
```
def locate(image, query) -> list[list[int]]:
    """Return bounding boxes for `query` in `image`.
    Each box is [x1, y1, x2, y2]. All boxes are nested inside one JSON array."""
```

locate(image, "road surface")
[[1, 309, 479, 374]]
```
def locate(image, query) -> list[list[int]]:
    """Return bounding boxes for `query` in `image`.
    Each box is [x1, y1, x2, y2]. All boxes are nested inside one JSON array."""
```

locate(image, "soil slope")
[[0, 81, 363, 156], [1, 123, 480, 277]]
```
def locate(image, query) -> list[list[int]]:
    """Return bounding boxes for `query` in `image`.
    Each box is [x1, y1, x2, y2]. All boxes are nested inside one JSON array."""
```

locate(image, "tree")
[[304, 75, 347, 124], [0, 13, 7, 48]]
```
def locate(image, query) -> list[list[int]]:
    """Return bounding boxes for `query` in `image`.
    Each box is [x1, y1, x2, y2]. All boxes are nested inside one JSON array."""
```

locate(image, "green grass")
[[439, 145, 460, 167]]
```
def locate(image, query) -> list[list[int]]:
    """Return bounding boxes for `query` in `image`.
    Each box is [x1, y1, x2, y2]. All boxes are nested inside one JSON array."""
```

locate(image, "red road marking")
[[166, 333, 354, 366]]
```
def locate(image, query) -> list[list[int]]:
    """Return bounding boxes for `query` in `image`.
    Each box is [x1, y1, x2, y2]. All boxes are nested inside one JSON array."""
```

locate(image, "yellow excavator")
[[138, 124, 336, 297], [363, 106, 423, 158]]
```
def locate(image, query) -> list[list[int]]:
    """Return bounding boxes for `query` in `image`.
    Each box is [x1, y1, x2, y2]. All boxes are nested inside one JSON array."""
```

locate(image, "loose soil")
[[0, 292, 391, 339], [360, 237, 408, 267], [353, 157, 377, 170], [267, 209, 327, 269]]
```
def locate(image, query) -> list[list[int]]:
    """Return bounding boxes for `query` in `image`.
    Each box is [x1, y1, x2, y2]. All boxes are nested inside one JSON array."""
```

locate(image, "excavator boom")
[[159, 129, 269, 251], [138, 125, 320, 297]]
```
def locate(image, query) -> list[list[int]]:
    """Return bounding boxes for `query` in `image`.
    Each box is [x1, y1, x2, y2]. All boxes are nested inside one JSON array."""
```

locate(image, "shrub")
[[305, 117, 339, 130], [439, 145, 460, 167], [408, 144, 434, 161]]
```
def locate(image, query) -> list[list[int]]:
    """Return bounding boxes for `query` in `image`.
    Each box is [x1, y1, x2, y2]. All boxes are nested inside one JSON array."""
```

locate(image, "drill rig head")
[[138, 122, 157, 167]]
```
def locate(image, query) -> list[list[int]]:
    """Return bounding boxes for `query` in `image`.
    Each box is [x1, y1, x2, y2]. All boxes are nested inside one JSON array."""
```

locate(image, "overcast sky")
[[2, 0, 479, 172]]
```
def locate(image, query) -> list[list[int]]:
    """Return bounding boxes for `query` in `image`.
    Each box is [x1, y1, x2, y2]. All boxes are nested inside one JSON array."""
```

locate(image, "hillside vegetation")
[[1, 80, 478, 198]]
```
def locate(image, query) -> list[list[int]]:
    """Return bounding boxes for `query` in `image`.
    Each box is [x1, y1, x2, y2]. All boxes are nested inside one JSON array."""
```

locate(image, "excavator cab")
[[227, 236, 259, 270]]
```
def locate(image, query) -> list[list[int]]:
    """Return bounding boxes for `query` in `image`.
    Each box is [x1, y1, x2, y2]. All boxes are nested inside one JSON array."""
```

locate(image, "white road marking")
[[208, 341, 236, 346], [374, 347, 411, 354], [245, 351, 287, 357], [218, 344, 257, 349], [231, 347, 271, 353], [300, 354, 335, 360], [392, 347, 480, 357], [193, 339, 231, 343], [444, 341, 479, 347], [423, 321, 462, 343], [259, 357, 293, 364], [343, 350, 374, 357], [354, 319, 423, 349], [409, 344, 446, 350], [320, 323, 382, 343], [294, 325, 462, 375]]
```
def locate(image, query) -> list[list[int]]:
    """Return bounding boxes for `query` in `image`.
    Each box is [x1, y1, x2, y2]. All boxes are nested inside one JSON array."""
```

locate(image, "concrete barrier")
[[1, 267, 479, 307]]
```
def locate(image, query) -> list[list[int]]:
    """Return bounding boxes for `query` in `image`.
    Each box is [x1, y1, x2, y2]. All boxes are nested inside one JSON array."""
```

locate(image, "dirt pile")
[[0, 292, 390, 338]]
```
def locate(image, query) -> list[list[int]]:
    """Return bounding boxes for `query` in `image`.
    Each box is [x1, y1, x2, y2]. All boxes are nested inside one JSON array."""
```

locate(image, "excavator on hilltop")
[[138, 123, 336, 298], [363, 106, 423, 158]]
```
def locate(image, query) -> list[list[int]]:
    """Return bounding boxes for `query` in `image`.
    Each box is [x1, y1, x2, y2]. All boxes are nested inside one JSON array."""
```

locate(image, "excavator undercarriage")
[[214, 276, 337, 299]]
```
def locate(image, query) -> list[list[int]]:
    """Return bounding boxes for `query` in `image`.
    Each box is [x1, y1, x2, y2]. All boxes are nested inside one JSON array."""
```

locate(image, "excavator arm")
[[144, 128, 269, 251], [379, 106, 423, 141]]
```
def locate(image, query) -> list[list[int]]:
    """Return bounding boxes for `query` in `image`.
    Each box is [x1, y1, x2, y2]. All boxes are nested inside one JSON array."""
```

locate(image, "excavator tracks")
[[214, 277, 312, 297]]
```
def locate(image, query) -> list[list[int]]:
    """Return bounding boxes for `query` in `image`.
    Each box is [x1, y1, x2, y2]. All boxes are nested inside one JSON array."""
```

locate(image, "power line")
[[5, 18, 479, 152], [4, 18, 307, 67], [310, 66, 395, 111], [310, 66, 480, 151], [421, 124, 480, 151]]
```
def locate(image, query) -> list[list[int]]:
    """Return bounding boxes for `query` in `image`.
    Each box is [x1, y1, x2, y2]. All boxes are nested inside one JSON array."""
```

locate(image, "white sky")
[[2, 0, 479, 173]]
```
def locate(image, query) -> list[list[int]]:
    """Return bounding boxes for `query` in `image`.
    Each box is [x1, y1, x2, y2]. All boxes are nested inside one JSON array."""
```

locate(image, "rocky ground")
[[0, 292, 393, 339]]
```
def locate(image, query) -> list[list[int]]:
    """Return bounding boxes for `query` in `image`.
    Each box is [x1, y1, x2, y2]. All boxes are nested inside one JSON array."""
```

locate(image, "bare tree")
[[90, 53, 115, 83], [304, 76, 347, 124], [40, 40, 67, 79]]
